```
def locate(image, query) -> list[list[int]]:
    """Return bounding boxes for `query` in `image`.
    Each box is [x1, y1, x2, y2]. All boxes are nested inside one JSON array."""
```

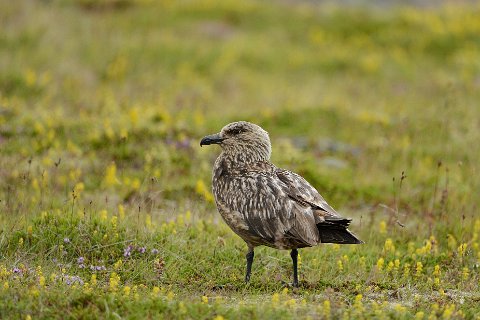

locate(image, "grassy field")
[[1, 0, 480, 318]]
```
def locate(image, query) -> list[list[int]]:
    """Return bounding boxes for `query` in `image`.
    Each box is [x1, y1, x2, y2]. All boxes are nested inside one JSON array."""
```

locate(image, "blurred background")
[[1, 0, 480, 233]]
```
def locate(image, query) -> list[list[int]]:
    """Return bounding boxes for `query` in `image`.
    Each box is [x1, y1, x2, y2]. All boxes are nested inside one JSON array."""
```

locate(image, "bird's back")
[[212, 158, 325, 249]]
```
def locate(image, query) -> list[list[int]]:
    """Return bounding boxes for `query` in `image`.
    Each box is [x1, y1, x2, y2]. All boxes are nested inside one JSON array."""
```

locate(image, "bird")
[[200, 121, 363, 287]]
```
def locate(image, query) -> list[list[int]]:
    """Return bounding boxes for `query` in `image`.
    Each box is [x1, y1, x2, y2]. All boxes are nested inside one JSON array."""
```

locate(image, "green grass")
[[1, 0, 480, 319]]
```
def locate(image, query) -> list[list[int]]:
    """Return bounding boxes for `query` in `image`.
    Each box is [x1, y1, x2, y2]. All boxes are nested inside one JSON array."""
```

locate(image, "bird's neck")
[[217, 148, 270, 169]]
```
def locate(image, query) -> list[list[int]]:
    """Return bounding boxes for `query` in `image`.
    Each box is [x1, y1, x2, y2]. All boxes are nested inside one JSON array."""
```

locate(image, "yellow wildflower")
[[415, 262, 423, 277], [442, 304, 455, 319], [177, 214, 185, 226], [131, 178, 141, 190], [394, 303, 406, 314], [384, 238, 395, 253], [195, 179, 214, 203], [272, 293, 280, 305], [337, 259, 343, 271], [379, 221, 387, 234], [353, 294, 364, 314], [24, 69, 37, 87], [285, 298, 296, 308], [447, 234, 457, 251], [91, 274, 97, 286], [114, 260, 123, 270], [408, 242, 416, 254], [359, 256, 366, 269], [39, 276, 46, 287], [100, 210, 108, 221], [103, 162, 120, 187], [403, 263, 410, 277], [323, 300, 331, 319], [30, 288, 39, 297], [109, 272, 120, 291], [433, 265, 441, 277], [394, 259, 400, 272], [74, 182, 85, 196], [376, 258, 384, 271], [111, 216, 118, 229], [129, 107, 139, 126], [386, 261, 394, 272]]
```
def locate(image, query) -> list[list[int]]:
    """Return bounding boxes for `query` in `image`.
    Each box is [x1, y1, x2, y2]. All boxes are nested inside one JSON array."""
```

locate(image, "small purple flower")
[[138, 247, 146, 254], [151, 249, 159, 255], [63, 237, 70, 244], [64, 275, 84, 286], [89, 265, 106, 271], [123, 245, 132, 257], [77, 257, 85, 264], [12, 267, 21, 274]]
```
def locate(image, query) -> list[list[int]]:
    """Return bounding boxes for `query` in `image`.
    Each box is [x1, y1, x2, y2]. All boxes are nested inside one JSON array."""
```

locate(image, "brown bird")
[[200, 121, 363, 287]]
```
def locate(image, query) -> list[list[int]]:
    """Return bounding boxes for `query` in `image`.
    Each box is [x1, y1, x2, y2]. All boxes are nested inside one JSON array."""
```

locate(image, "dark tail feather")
[[317, 218, 364, 244]]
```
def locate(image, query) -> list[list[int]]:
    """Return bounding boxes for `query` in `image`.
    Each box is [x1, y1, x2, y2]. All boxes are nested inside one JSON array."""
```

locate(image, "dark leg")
[[290, 248, 299, 288], [245, 247, 254, 283]]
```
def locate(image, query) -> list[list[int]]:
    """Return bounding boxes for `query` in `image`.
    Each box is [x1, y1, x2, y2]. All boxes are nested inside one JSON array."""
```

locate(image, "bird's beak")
[[200, 133, 224, 147]]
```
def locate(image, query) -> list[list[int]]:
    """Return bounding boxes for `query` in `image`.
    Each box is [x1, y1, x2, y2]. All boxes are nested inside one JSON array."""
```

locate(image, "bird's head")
[[200, 121, 272, 163]]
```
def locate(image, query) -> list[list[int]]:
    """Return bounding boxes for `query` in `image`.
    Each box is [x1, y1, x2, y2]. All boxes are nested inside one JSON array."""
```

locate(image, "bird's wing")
[[275, 169, 363, 244], [275, 168, 341, 220], [215, 167, 321, 248]]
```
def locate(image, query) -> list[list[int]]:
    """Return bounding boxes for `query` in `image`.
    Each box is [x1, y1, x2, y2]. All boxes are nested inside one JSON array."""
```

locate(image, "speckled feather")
[[205, 121, 361, 250]]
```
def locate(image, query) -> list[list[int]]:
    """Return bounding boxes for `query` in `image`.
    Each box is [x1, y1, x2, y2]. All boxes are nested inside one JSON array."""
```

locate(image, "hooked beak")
[[200, 133, 224, 147]]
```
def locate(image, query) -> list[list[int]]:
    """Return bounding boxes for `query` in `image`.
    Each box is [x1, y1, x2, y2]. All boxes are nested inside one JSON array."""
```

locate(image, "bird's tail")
[[317, 218, 364, 244]]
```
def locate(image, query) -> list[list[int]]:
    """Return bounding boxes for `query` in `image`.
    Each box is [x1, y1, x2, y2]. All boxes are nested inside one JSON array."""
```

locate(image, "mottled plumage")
[[200, 121, 363, 287]]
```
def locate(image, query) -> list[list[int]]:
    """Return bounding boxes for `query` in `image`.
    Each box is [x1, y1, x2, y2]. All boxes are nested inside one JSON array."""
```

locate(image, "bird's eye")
[[226, 128, 245, 135]]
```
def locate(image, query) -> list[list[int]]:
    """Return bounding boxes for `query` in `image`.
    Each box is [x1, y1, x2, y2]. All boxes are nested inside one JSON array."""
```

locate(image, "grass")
[[1, 0, 480, 319]]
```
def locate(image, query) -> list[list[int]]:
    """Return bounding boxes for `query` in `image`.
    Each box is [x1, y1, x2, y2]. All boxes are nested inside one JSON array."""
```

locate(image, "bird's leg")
[[245, 247, 254, 283], [290, 248, 299, 288]]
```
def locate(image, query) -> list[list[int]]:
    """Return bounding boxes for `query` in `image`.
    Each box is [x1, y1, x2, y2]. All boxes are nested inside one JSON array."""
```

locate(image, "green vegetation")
[[1, 0, 479, 318]]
